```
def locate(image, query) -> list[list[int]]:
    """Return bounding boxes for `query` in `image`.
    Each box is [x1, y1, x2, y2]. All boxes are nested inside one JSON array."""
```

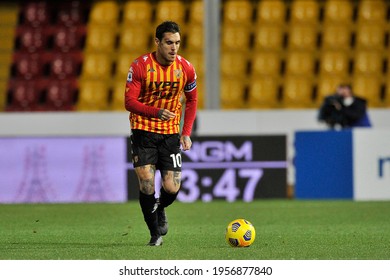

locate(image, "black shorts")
[[130, 129, 182, 171]]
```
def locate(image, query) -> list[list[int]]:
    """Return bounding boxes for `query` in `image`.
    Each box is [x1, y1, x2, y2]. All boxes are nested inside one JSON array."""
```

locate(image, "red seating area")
[[5, 0, 86, 111]]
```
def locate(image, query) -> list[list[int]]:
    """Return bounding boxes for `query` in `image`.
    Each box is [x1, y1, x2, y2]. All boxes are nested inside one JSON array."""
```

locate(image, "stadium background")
[[1, 0, 390, 202]]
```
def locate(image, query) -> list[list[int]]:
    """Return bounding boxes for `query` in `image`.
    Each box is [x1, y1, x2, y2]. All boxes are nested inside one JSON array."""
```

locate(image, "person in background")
[[124, 21, 198, 246], [318, 84, 371, 129]]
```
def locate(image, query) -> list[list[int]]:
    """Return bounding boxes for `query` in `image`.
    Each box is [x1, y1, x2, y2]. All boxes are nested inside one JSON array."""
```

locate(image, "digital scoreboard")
[[127, 135, 287, 202]]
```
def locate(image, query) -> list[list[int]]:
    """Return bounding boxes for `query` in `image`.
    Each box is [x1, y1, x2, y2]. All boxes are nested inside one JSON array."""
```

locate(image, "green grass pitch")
[[1, 200, 389, 260]]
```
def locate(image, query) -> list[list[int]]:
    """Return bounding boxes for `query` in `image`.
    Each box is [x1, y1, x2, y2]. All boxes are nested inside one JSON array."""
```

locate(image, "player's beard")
[[156, 48, 176, 65], [166, 51, 177, 63]]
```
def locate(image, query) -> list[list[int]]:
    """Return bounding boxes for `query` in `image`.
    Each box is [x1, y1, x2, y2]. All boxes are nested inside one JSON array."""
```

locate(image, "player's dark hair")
[[155, 21, 181, 41]]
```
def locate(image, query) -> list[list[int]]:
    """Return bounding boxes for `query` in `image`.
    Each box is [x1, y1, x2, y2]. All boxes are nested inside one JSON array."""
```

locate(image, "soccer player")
[[124, 21, 198, 246]]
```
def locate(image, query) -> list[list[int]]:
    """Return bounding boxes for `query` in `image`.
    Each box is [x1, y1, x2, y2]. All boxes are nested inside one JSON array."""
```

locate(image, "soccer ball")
[[225, 218, 256, 247]]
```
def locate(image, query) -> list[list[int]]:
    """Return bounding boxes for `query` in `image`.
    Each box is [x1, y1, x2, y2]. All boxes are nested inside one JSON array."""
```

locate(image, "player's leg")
[[158, 170, 181, 235], [131, 130, 162, 246], [135, 165, 162, 246], [156, 134, 182, 236]]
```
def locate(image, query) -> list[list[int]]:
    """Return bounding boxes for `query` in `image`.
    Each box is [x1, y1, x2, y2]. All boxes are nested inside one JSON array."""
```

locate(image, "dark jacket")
[[318, 94, 370, 128]]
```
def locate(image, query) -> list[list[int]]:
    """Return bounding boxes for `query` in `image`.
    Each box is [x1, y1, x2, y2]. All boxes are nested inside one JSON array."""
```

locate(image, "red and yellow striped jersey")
[[125, 52, 197, 135]]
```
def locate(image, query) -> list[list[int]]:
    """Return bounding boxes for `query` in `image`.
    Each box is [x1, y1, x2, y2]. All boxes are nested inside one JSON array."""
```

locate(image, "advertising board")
[[0, 137, 127, 203], [127, 135, 288, 201]]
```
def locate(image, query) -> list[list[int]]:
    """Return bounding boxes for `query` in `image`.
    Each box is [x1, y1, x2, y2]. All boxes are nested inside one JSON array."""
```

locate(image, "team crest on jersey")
[[127, 67, 133, 82], [174, 69, 183, 79]]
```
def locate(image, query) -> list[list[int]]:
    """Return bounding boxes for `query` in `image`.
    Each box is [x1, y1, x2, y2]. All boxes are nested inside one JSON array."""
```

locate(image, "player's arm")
[[182, 85, 197, 136], [124, 63, 160, 118], [181, 65, 198, 137], [178, 62, 198, 151]]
